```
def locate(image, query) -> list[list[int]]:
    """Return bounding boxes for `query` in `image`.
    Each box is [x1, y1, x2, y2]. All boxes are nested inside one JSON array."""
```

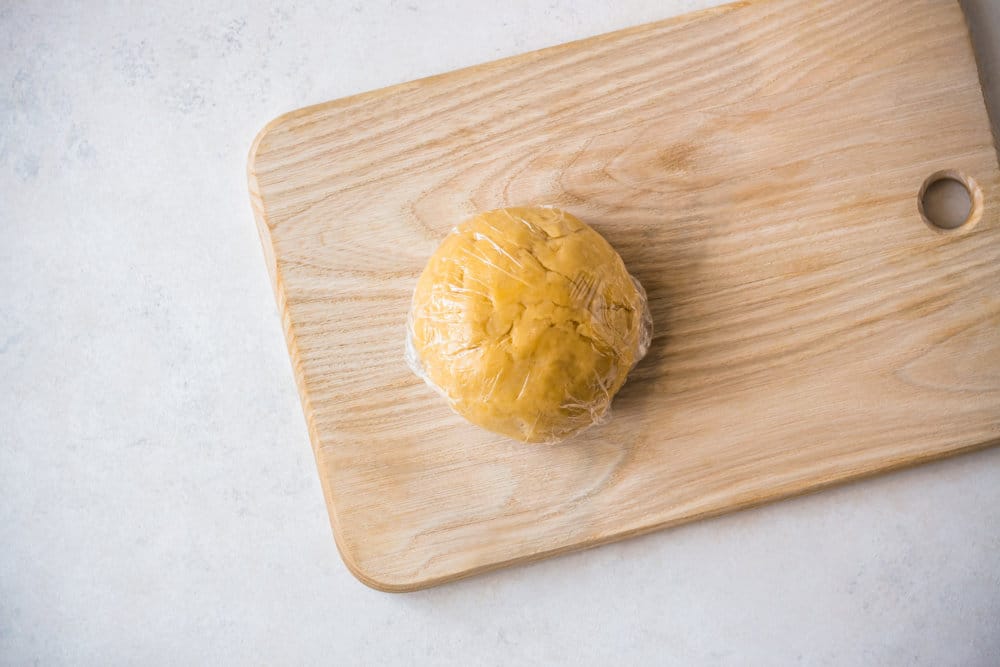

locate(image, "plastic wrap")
[[406, 207, 652, 444]]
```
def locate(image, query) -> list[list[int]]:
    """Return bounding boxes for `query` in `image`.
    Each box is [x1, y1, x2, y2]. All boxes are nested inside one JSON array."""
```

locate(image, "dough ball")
[[406, 207, 651, 444]]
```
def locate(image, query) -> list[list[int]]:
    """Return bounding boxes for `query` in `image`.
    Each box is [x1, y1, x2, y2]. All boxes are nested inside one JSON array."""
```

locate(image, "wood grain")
[[247, 0, 1000, 591]]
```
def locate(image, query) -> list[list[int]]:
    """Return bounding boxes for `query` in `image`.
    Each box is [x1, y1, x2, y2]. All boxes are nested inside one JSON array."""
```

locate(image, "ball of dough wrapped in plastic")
[[406, 207, 652, 444]]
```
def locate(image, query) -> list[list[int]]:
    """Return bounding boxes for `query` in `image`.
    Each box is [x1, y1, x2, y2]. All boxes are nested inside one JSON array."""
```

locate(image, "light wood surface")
[[248, 0, 1000, 591]]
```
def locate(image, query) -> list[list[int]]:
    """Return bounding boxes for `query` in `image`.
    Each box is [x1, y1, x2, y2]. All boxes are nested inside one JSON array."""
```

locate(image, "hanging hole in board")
[[918, 170, 982, 232]]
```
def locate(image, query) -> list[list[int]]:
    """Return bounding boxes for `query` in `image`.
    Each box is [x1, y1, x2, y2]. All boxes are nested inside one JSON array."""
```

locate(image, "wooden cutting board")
[[248, 0, 1000, 591]]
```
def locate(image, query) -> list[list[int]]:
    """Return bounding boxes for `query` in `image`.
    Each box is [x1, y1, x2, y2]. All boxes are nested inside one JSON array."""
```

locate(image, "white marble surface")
[[3, 1, 1000, 664]]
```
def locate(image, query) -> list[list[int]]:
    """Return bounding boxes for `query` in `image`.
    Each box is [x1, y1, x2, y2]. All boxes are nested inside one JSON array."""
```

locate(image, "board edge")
[[242, 0, 754, 138], [372, 437, 1000, 592], [959, 0, 1000, 166], [248, 122, 409, 593]]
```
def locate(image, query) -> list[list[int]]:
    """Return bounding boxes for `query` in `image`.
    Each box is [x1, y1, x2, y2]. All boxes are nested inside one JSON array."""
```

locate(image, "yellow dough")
[[406, 207, 651, 444]]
